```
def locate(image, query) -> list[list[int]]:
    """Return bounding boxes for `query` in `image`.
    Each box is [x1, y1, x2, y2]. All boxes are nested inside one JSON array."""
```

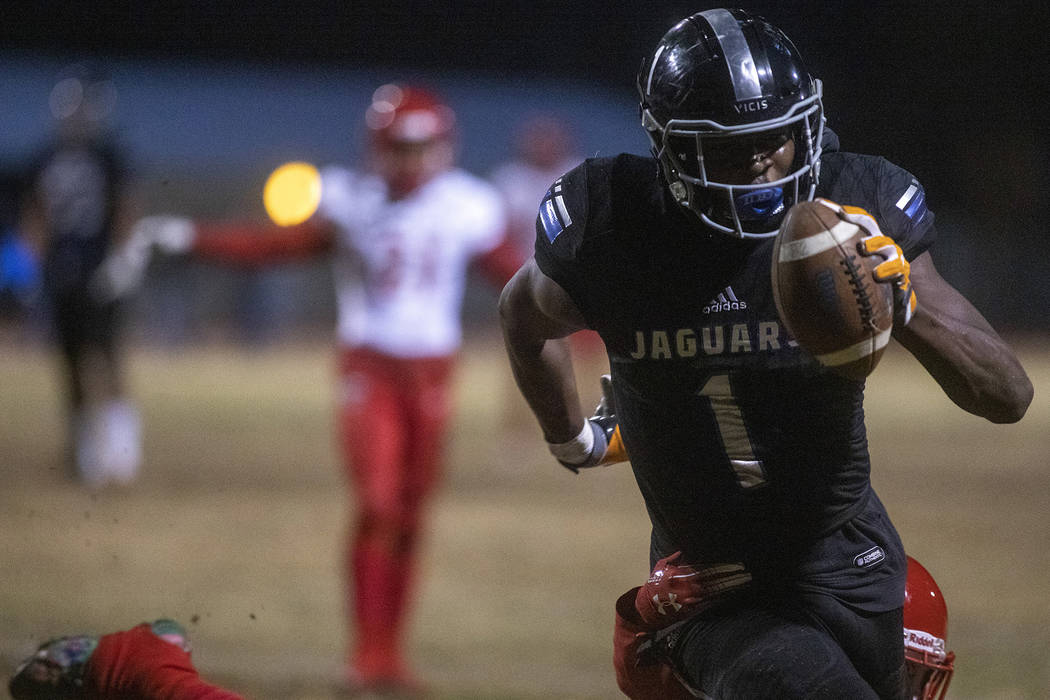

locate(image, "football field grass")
[[0, 333, 1046, 699]]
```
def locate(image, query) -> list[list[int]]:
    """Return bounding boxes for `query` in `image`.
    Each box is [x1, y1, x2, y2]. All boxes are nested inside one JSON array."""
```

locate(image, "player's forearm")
[[499, 260, 591, 442], [502, 332, 585, 443], [896, 302, 1032, 423], [193, 219, 331, 266]]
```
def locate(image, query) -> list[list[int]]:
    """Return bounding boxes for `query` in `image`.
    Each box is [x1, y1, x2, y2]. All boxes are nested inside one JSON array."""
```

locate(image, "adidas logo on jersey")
[[703, 286, 747, 314]]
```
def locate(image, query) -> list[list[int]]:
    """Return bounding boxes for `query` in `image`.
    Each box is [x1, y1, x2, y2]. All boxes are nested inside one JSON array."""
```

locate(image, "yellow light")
[[263, 161, 322, 226]]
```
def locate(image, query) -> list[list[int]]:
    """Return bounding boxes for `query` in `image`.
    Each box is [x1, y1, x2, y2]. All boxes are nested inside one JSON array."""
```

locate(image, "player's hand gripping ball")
[[771, 198, 896, 380], [853, 211, 918, 328]]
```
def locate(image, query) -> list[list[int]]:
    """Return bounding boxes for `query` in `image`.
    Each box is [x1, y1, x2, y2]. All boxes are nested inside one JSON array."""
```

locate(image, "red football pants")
[[336, 346, 454, 679], [84, 624, 243, 700]]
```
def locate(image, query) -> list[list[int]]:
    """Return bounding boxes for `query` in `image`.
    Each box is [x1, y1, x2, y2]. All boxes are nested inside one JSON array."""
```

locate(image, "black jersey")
[[30, 136, 127, 295], [533, 151, 934, 610]]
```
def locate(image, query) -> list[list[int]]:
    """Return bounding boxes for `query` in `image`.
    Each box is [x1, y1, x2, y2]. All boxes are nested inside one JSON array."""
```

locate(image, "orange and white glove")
[[841, 205, 918, 326]]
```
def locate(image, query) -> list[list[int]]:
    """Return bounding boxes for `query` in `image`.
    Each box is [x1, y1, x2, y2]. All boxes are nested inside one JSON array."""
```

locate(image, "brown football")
[[771, 199, 893, 380]]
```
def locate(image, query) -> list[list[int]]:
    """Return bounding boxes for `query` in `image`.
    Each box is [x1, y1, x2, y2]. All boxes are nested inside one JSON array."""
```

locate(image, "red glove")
[[633, 552, 752, 629], [613, 588, 696, 700], [633, 552, 705, 628]]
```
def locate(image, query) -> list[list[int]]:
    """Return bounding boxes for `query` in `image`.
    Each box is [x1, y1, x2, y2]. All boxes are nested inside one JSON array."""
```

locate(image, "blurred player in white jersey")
[[122, 84, 518, 695], [318, 85, 516, 694]]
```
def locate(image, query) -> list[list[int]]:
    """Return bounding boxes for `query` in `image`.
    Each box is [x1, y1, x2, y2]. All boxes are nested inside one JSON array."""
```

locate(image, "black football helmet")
[[638, 9, 824, 238]]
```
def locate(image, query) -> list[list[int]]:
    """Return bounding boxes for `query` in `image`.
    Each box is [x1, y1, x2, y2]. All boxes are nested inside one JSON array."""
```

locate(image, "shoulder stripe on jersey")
[[539, 179, 573, 243], [700, 9, 762, 101], [895, 184, 918, 211], [895, 180, 928, 221]]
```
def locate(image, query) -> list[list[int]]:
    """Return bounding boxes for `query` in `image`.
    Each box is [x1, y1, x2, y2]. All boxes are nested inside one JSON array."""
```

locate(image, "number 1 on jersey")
[[698, 374, 766, 489]]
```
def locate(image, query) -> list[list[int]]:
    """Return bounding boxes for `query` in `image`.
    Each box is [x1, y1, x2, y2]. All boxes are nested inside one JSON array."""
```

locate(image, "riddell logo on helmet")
[[903, 627, 947, 660], [733, 99, 769, 114]]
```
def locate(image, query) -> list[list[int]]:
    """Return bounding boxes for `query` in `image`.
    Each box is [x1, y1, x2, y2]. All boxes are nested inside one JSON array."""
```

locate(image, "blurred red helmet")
[[903, 556, 955, 700], [365, 84, 455, 147]]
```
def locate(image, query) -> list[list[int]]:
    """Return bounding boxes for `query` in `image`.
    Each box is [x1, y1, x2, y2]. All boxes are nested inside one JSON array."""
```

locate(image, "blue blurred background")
[[2, 0, 1046, 342]]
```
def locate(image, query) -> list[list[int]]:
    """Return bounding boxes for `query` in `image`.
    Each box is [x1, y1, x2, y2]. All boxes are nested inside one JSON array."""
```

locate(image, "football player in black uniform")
[[21, 63, 141, 489], [499, 9, 1032, 699]]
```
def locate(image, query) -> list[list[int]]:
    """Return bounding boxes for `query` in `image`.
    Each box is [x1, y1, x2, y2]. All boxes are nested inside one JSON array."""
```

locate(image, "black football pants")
[[661, 589, 906, 700]]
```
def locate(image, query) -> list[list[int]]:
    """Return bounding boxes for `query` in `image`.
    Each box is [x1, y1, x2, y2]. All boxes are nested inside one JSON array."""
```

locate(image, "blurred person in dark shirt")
[[20, 63, 142, 489]]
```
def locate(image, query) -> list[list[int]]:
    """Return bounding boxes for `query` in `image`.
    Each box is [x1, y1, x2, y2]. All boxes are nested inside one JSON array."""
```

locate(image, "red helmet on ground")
[[903, 556, 955, 700], [365, 84, 455, 147]]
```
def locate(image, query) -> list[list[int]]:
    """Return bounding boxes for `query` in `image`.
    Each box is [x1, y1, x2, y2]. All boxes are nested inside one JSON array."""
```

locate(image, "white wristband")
[[547, 422, 594, 465]]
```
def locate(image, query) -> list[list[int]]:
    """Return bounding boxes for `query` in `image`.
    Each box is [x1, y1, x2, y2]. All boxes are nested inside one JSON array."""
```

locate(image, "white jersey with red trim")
[[319, 166, 505, 358]]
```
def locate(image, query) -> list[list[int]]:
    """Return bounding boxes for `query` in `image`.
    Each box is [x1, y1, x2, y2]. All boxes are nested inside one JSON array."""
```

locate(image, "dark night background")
[[4, 1, 1047, 192], [2, 1, 1047, 332]]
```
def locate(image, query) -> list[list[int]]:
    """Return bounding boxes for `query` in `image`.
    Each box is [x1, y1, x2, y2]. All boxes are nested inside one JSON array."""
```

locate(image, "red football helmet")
[[903, 556, 955, 700], [365, 84, 455, 196], [365, 84, 455, 147]]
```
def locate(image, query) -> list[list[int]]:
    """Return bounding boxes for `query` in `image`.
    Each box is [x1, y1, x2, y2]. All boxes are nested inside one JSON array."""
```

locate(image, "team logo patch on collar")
[[854, 546, 886, 568], [539, 178, 573, 242]]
